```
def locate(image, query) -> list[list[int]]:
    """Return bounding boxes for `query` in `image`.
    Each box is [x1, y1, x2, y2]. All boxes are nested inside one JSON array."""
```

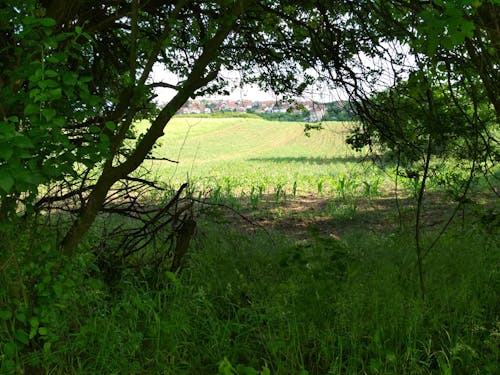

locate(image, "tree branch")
[[147, 82, 180, 90]]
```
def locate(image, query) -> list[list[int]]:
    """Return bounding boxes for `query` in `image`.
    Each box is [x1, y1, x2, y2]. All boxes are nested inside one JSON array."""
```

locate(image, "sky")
[[151, 64, 346, 105]]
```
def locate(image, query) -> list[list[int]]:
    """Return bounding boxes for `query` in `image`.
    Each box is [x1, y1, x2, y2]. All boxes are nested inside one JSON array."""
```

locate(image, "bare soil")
[[222, 192, 497, 240]]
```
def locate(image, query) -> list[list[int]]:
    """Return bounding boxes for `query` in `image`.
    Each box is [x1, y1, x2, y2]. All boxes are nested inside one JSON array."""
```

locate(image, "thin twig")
[[144, 156, 179, 163], [415, 135, 432, 301], [395, 149, 403, 230]]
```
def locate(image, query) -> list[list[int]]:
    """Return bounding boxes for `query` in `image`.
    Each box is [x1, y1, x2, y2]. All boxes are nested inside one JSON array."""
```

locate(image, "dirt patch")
[[219, 192, 497, 240]]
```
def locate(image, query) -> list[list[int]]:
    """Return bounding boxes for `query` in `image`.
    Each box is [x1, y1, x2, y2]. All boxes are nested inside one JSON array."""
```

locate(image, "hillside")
[[136, 117, 369, 195]]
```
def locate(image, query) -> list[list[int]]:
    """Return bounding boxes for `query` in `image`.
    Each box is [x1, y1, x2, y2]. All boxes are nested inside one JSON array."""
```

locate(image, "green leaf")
[[0, 310, 12, 320], [53, 117, 66, 127], [42, 108, 57, 121], [386, 351, 397, 363], [99, 133, 110, 145], [0, 144, 13, 160], [105, 121, 116, 131], [39, 18, 56, 27], [23, 16, 38, 25], [47, 88, 62, 100], [38, 79, 59, 89], [18, 171, 41, 187], [79, 76, 93, 83], [24, 103, 40, 116], [0, 169, 14, 193], [0, 122, 16, 138], [29, 317, 39, 339], [3, 342, 17, 357], [29, 317, 39, 328], [48, 52, 68, 63], [87, 95, 101, 106], [461, 20, 475, 38], [14, 135, 35, 149], [15, 329, 29, 345], [63, 72, 78, 86], [15, 312, 26, 323], [427, 37, 438, 55], [44, 69, 58, 78], [29, 88, 42, 101], [165, 271, 182, 287], [442, 37, 453, 51], [437, 63, 448, 72]]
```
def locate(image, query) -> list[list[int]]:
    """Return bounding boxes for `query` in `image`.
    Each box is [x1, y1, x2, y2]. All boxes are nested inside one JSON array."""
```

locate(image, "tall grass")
[[2, 217, 498, 374]]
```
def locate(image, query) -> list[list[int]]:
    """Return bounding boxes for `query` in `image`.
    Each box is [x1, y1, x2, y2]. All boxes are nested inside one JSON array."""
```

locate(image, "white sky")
[[150, 64, 346, 105], [150, 38, 413, 106]]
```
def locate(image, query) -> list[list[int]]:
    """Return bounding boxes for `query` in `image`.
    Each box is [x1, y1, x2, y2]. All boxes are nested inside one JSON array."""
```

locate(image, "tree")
[[324, 101, 353, 121], [0, 0, 368, 253], [1, 0, 497, 262], [318, 0, 499, 299]]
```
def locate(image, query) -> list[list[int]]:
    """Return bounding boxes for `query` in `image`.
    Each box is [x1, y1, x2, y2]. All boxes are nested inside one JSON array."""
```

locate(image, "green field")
[[139, 117, 384, 198]]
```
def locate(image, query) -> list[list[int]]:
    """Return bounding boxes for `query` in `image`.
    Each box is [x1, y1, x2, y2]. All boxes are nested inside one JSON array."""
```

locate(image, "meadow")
[[1, 116, 498, 374]]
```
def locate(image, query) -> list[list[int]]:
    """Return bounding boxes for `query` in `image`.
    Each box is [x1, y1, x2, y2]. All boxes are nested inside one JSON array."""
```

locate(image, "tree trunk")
[[60, 2, 252, 254]]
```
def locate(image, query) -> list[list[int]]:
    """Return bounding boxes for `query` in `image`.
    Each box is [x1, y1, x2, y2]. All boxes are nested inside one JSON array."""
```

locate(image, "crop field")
[[138, 117, 386, 201], [133, 116, 498, 235], [119, 116, 497, 374]]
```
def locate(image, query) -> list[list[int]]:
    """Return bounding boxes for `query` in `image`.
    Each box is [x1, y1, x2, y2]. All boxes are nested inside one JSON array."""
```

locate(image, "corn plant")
[[250, 186, 260, 208], [274, 184, 285, 203]]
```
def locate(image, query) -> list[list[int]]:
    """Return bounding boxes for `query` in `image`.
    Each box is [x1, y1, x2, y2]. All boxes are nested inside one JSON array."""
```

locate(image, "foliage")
[[3, 0, 394, 252], [316, 0, 500, 299], [323, 102, 354, 122], [0, 0, 497, 251], [1, 218, 498, 373], [256, 112, 307, 122], [1, 1, 498, 373], [339, 0, 499, 166], [0, 2, 109, 209], [347, 78, 497, 163], [0, 221, 104, 373], [1, 108, 498, 375]]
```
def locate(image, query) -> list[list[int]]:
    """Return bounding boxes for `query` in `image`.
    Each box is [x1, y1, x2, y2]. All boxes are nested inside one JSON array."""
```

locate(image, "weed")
[[317, 179, 324, 195]]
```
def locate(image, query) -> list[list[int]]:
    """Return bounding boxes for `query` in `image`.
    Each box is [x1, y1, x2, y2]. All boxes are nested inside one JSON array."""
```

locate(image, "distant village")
[[177, 99, 350, 122]]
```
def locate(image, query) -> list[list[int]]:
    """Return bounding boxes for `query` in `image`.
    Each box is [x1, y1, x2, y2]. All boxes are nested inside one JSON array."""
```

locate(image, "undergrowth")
[[1, 214, 498, 374]]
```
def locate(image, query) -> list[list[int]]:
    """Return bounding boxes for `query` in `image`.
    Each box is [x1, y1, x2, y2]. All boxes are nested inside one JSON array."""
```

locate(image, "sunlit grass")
[[135, 117, 385, 197]]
